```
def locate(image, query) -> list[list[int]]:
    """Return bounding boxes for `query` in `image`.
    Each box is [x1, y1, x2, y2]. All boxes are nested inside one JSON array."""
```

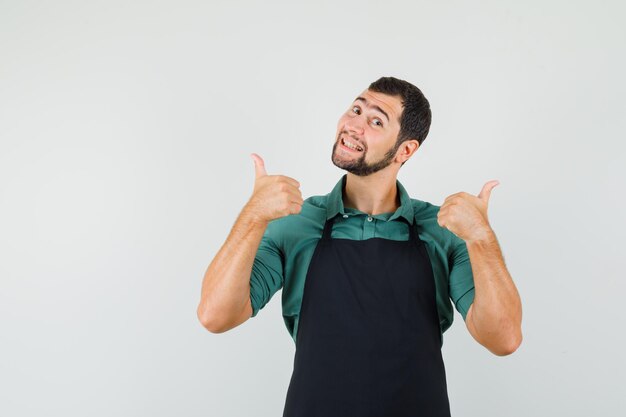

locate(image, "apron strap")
[[321, 215, 336, 241], [400, 216, 420, 245], [323, 214, 420, 244]]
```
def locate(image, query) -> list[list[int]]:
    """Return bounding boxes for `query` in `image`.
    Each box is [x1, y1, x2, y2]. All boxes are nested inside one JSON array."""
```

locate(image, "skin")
[[199, 88, 523, 356]]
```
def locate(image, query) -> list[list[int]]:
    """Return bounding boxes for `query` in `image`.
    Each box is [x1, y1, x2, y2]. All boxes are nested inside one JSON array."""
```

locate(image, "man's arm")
[[197, 153, 302, 333], [196, 207, 268, 333], [464, 231, 522, 356], [438, 180, 522, 356]]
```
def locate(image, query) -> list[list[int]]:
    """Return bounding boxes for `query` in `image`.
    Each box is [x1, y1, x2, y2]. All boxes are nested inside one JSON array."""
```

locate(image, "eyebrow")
[[354, 96, 390, 122]]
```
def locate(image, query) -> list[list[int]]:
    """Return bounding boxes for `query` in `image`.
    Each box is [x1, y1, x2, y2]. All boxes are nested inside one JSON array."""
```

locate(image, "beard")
[[331, 133, 400, 176]]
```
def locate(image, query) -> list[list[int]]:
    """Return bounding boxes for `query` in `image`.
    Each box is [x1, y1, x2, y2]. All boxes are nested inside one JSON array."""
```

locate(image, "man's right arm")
[[196, 205, 269, 333], [196, 153, 302, 333]]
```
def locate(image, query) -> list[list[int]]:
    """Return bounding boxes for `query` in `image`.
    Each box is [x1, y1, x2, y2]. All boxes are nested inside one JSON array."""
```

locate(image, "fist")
[[245, 153, 304, 223], [437, 180, 499, 243]]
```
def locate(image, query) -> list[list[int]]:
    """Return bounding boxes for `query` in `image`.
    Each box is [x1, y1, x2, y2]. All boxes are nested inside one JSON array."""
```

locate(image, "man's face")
[[332, 89, 404, 176]]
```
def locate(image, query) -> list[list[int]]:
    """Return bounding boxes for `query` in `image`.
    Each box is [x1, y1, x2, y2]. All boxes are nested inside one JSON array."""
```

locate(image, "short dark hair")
[[368, 76, 432, 148]]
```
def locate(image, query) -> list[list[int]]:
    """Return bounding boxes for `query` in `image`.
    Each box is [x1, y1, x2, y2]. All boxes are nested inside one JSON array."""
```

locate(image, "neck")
[[343, 170, 400, 216]]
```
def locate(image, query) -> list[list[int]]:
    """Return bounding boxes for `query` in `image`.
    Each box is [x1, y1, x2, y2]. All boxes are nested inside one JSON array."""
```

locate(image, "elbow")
[[197, 304, 226, 334], [492, 331, 523, 357]]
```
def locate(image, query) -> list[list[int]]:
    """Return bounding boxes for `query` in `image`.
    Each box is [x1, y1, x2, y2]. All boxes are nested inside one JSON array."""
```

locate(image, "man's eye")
[[350, 106, 382, 127]]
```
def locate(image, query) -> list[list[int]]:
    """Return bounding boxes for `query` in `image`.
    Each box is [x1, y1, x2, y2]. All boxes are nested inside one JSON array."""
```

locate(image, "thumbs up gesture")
[[245, 153, 304, 223], [437, 180, 499, 243]]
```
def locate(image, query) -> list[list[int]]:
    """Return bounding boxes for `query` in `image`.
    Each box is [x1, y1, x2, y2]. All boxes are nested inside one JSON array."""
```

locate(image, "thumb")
[[477, 180, 499, 203], [250, 153, 267, 179]]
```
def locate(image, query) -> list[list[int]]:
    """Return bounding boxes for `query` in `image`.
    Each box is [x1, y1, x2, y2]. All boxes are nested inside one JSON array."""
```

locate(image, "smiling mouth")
[[340, 137, 364, 152]]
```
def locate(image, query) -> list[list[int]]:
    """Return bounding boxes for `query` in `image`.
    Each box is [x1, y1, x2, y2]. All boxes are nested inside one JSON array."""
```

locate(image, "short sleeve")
[[249, 222, 284, 317], [448, 236, 475, 321]]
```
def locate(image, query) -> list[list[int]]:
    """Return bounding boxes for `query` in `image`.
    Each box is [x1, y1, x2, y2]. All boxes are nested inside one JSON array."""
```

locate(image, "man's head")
[[332, 76, 432, 176]]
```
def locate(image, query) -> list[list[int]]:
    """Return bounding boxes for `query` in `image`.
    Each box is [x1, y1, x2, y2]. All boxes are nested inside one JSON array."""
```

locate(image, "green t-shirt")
[[250, 174, 475, 344]]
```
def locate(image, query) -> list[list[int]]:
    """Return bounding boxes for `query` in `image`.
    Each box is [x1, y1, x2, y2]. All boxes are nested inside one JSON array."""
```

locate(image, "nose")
[[344, 116, 365, 135]]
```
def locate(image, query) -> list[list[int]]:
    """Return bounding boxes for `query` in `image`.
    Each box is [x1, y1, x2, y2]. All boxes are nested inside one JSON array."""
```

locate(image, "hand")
[[244, 153, 304, 223], [437, 180, 499, 243]]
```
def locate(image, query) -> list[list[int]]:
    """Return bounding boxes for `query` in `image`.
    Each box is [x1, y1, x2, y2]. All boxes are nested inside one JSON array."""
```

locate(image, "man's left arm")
[[438, 180, 523, 356]]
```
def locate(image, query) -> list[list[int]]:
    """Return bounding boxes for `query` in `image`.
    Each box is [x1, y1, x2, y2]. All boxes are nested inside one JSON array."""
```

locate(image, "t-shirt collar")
[[326, 174, 414, 225]]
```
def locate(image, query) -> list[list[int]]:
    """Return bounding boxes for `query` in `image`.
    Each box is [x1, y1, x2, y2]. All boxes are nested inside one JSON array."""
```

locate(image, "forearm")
[[197, 204, 268, 330], [466, 230, 522, 355]]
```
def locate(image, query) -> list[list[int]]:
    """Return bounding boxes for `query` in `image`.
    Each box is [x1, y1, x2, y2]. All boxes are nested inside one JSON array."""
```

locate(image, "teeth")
[[342, 138, 363, 151]]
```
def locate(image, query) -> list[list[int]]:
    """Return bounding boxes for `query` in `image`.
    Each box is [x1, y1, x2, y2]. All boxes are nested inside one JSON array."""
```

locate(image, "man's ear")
[[397, 139, 420, 163]]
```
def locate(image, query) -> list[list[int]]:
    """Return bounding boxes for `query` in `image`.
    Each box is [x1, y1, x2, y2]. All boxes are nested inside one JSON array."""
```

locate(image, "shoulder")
[[264, 194, 327, 244], [281, 194, 327, 226], [409, 197, 463, 253], [410, 197, 441, 233], [410, 197, 439, 219]]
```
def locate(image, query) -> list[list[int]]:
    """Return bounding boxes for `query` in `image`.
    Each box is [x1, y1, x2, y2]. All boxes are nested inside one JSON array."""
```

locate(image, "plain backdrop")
[[1, 1, 625, 416]]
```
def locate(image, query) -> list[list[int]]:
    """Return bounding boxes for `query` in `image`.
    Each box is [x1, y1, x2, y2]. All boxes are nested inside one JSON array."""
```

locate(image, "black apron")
[[282, 213, 451, 417]]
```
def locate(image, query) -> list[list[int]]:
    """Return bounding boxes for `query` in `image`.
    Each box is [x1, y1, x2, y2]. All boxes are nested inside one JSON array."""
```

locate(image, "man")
[[197, 76, 523, 416]]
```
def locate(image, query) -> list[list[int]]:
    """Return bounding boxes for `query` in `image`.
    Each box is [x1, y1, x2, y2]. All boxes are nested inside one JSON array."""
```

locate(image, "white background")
[[1, 1, 624, 416]]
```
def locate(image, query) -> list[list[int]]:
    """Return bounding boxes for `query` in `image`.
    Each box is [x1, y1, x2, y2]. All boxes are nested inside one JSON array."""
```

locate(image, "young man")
[[197, 76, 523, 416]]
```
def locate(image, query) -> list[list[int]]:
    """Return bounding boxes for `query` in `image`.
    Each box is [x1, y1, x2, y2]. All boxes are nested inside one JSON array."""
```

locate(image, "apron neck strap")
[[322, 214, 419, 243], [322, 215, 336, 240]]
